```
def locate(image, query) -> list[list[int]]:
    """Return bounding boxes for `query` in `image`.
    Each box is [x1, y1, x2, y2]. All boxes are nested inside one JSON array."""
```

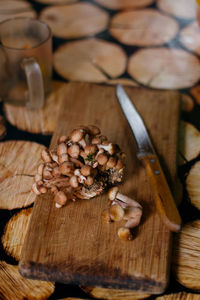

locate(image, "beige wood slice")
[[191, 85, 200, 105], [180, 93, 194, 112], [0, 115, 6, 140], [0, 141, 45, 210], [0, 10, 37, 23], [172, 220, 200, 290], [0, 0, 32, 12], [186, 161, 200, 210], [34, 0, 77, 4], [0, 261, 54, 300], [109, 9, 179, 46], [19, 83, 180, 293], [40, 3, 109, 39], [179, 121, 200, 164], [4, 81, 66, 135], [2, 207, 33, 261], [180, 22, 200, 56], [156, 292, 200, 300], [54, 39, 127, 83], [82, 286, 150, 300], [157, 0, 198, 20], [128, 48, 200, 90], [93, 0, 155, 10]]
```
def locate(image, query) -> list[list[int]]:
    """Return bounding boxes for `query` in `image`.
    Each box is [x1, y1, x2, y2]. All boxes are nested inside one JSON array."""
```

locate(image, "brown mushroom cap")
[[97, 153, 108, 165], [68, 144, 80, 158], [81, 165, 92, 176], [70, 129, 85, 143], [59, 161, 74, 175], [108, 186, 119, 201], [54, 191, 67, 206]]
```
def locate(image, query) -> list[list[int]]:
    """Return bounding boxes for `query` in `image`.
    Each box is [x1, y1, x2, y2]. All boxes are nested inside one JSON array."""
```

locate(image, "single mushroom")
[[54, 191, 67, 208]]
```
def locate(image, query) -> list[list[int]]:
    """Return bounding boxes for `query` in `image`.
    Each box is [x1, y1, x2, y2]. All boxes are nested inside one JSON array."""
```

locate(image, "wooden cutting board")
[[19, 82, 180, 294]]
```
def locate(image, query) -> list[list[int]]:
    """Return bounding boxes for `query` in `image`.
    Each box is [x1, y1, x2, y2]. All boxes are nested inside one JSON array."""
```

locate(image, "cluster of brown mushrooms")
[[32, 125, 125, 206], [32, 125, 142, 240]]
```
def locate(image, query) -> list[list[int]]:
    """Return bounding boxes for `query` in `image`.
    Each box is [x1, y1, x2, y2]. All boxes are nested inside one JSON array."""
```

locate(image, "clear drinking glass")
[[0, 17, 52, 109]]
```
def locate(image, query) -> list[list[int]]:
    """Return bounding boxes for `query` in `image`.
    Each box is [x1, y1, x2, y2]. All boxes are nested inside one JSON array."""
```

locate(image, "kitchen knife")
[[116, 84, 181, 232]]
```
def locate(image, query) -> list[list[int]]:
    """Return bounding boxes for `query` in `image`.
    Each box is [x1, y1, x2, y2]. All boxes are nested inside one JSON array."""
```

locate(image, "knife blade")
[[116, 84, 181, 232]]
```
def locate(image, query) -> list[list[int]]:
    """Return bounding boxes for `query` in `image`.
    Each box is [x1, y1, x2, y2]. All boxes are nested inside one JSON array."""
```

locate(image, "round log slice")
[[0, 261, 54, 300], [4, 81, 65, 135], [180, 93, 194, 112], [0, 0, 32, 12], [128, 48, 200, 90], [179, 121, 200, 164], [93, 0, 155, 10], [0, 141, 45, 210], [0, 115, 6, 140], [172, 220, 200, 290], [156, 292, 200, 300], [54, 38, 127, 83], [2, 207, 32, 261], [34, 0, 77, 4], [109, 9, 179, 46], [180, 22, 200, 56], [40, 3, 109, 39], [186, 161, 200, 210], [190, 85, 200, 105], [0, 10, 37, 23], [157, 0, 197, 20], [82, 286, 150, 300]]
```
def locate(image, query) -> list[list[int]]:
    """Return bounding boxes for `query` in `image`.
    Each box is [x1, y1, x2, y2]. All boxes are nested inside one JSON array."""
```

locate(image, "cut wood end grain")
[[93, 0, 155, 10], [40, 3, 109, 39], [82, 286, 150, 299], [0, 115, 6, 140], [172, 220, 200, 290], [178, 121, 200, 164], [0, 261, 54, 300], [180, 22, 200, 56], [180, 93, 194, 112], [157, 0, 198, 19], [2, 207, 33, 261], [156, 292, 200, 300], [4, 81, 66, 135], [34, 0, 77, 4], [0, 10, 37, 23], [0, 0, 33, 12], [54, 38, 127, 83], [0, 141, 45, 209], [186, 161, 200, 210], [128, 48, 200, 90], [109, 9, 179, 46], [190, 85, 200, 105]]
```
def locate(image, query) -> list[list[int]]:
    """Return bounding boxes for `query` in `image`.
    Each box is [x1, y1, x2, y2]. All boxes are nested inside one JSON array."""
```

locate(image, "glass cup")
[[0, 17, 52, 109]]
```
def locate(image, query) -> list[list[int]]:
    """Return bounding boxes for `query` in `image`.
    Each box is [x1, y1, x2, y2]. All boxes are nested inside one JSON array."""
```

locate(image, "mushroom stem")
[[117, 193, 142, 209]]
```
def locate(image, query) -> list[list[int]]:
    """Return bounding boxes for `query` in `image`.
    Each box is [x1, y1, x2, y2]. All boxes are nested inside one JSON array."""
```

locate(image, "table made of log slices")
[[19, 82, 180, 293]]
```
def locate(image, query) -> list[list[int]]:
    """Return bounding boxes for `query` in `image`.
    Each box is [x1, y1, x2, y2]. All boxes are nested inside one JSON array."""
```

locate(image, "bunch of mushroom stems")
[[32, 125, 125, 208]]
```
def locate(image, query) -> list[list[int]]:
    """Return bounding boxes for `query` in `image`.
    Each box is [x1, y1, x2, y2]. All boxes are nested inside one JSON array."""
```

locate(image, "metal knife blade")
[[116, 84, 181, 232], [116, 84, 154, 158]]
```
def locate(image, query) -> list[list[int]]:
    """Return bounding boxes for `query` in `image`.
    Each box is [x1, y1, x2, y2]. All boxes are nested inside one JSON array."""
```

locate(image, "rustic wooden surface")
[[19, 82, 180, 293], [0, 141, 45, 210]]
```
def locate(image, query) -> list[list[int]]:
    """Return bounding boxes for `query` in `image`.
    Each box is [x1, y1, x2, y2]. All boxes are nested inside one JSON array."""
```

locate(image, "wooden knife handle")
[[139, 154, 181, 232]]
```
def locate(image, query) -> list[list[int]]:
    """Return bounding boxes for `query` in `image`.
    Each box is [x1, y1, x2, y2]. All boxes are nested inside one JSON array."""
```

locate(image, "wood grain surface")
[[19, 83, 180, 293]]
